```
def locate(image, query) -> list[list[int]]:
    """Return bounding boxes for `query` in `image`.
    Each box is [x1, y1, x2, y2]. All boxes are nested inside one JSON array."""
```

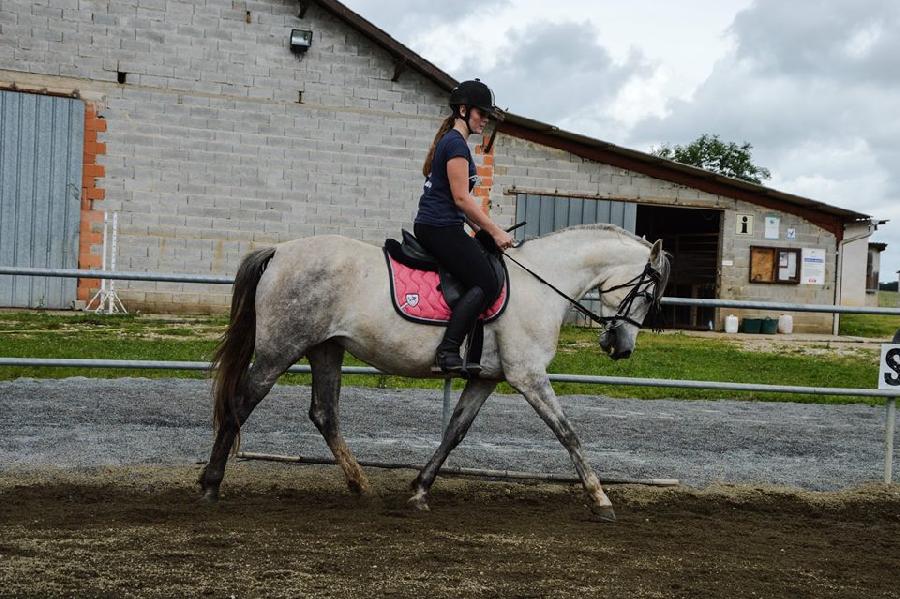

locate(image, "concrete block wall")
[[0, 0, 447, 312], [490, 135, 838, 332]]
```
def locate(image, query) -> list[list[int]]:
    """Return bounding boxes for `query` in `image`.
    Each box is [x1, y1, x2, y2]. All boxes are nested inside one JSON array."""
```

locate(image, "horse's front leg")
[[508, 372, 615, 522], [408, 378, 497, 510]]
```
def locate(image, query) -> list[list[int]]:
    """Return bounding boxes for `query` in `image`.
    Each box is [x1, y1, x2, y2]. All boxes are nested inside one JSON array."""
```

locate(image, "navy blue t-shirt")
[[415, 129, 476, 226]]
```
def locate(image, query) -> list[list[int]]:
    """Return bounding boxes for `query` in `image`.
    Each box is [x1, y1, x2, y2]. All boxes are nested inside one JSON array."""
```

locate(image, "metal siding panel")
[[63, 100, 84, 306], [539, 195, 554, 236], [514, 194, 526, 241], [13, 93, 37, 306], [554, 197, 569, 230], [524, 194, 541, 238], [584, 198, 598, 224], [568, 197, 584, 226], [0, 91, 82, 308], [0, 91, 19, 306], [31, 95, 54, 307], [610, 200, 625, 228], [624, 202, 637, 233], [595, 200, 610, 224], [49, 98, 78, 307], [46, 97, 66, 307]]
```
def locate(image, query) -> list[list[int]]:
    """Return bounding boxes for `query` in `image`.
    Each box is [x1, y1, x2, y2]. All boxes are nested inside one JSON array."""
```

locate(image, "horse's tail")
[[211, 246, 276, 451]]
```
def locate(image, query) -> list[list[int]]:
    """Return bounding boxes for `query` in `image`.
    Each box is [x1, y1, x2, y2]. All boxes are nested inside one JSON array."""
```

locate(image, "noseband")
[[504, 255, 663, 330], [595, 261, 663, 330]]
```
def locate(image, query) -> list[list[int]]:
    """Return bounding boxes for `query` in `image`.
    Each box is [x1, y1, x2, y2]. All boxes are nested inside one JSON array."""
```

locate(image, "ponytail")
[[422, 114, 457, 178]]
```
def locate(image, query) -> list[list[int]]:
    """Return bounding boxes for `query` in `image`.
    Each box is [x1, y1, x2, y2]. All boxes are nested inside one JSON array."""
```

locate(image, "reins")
[[503, 252, 662, 330]]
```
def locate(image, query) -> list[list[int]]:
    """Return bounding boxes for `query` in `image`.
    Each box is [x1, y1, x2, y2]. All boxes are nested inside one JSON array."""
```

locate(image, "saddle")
[[384, 230, 508, 321], [383, 230, 510, 369]]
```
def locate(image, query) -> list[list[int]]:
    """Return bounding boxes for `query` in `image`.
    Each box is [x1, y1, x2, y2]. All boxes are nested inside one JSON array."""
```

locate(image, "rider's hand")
[[492, 229, 515, 251]]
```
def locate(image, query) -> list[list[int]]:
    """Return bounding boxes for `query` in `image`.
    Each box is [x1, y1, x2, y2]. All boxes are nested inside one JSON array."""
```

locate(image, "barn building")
[[0, 0, 883, 332]]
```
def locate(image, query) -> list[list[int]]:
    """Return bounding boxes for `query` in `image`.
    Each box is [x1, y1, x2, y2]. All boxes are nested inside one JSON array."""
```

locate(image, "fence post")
[[442, 378, 453, 432], [887, 329, 900, 484]]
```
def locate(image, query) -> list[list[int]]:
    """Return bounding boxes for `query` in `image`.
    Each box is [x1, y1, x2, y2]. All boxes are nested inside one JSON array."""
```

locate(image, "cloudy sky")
[[344, 0, 899, 282]]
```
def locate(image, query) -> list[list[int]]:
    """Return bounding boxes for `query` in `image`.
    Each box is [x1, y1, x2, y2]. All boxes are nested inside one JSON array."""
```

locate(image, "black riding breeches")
[[413, 223, 500, 310]]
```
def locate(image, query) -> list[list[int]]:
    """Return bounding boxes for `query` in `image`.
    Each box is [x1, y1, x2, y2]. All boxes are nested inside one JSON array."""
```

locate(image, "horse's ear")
[[650, 239, 663, 264]]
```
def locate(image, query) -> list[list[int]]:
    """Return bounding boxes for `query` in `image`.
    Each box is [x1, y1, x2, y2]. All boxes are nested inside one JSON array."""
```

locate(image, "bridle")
[[595, 261, 664, 330], [504, 254, 663, 331]]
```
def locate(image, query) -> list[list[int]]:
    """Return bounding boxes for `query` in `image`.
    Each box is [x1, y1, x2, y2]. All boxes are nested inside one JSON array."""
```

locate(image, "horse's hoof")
[[200, 488, 220, 504], [347, 479, 373, 496], [407, 493, 430, 512], [590, 503, 616, 523]]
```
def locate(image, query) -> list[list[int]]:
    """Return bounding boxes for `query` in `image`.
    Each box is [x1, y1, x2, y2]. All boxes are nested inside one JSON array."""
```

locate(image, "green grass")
[[838, 290, 900, 338], [0, 311, 888, 404]]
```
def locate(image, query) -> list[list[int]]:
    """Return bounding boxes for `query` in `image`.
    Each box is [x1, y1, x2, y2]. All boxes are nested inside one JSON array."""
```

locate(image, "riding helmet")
[[449, 79, 497, 118]]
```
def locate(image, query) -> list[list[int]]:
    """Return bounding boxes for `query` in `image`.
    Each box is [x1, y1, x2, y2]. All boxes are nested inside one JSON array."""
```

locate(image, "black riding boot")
[[435, 286, 485, 375]]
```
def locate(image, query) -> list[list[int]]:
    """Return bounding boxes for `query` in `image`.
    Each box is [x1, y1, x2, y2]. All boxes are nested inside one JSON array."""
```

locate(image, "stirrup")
[[462, 363, 482, 378], [433, 350, 465, 374]]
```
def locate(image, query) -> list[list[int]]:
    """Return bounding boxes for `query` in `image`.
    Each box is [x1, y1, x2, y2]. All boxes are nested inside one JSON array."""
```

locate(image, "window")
[[749, 246, 801, 284]]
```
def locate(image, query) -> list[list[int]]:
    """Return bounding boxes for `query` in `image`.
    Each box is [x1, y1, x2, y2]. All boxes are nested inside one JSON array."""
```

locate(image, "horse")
[[199, 223, 670, 522]]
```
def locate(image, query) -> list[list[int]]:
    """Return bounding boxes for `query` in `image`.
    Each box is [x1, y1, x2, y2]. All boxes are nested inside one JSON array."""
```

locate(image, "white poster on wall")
[[800, 248, 826, 285], [764, 215, 780, 239]]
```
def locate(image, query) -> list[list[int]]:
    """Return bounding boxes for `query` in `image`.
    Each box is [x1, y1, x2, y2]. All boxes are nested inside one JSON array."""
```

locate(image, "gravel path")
[[1, 377, 895, 490]]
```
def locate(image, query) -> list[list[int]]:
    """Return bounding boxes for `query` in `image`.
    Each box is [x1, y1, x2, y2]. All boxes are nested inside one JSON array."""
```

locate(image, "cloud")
[[730, 0, 900, 87], [339, 0, 511, 43], [459, 20, 656, 135], [627, 0, 900, 277]]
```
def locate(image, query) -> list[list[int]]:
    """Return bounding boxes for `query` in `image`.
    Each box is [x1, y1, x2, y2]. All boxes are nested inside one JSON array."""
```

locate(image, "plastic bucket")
[[778, 314, 793, 334], [724, 314, 739, 334], [741, 318, 762, 334], [761, 317, 778, 335]]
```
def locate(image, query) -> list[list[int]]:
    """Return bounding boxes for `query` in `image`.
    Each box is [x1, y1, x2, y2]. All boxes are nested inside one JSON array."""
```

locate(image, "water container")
[[725, 314, 739, 334], [778, 314, 794, 334], [761, 317, 778, 335], [741, 318, 763, 334]]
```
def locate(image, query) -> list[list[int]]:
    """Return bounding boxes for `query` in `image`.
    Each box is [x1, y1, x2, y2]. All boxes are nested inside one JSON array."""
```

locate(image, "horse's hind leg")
[[200, 350, 300, 501], [307, 340, 371, 495]]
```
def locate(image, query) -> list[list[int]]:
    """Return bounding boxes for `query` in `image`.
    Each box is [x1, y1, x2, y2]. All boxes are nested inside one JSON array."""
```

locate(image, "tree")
[[651, 134, 771, 184]]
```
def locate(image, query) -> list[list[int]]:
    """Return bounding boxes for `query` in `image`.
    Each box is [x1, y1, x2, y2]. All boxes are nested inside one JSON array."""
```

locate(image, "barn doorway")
[[635, 205, 721, 330]]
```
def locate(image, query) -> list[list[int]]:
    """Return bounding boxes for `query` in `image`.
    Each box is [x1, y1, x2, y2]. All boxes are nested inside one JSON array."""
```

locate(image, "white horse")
[[200, 224, 670, 522]]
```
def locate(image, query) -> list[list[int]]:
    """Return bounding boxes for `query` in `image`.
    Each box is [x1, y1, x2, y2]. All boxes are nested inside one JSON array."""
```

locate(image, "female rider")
[[414, 79, 515, 375]]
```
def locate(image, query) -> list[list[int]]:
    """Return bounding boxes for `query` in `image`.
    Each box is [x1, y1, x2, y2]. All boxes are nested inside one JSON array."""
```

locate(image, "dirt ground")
[[1, 463, 898, 598]]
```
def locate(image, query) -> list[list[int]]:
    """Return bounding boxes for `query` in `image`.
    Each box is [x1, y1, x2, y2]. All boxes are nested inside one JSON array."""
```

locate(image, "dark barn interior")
[[635, 206, 721, 329]]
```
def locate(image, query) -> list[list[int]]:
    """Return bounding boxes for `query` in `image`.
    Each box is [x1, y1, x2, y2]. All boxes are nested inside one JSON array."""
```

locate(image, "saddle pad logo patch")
[[404, 293, 419, 307]]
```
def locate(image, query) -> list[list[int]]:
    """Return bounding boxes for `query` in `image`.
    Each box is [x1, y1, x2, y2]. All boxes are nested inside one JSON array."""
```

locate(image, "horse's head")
[[598, 239, 670, 360]]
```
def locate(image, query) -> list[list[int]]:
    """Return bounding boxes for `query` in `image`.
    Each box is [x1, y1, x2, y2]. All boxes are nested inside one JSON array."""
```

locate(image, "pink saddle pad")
[[385, 255, 508, 325]]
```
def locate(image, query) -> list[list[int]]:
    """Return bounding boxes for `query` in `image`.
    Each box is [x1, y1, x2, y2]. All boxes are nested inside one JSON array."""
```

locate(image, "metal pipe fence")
[[1, 264, 898, 483], [3, 265, 900, 315]]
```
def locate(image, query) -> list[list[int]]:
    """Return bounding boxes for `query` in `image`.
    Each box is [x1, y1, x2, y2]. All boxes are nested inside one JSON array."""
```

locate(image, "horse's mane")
[[523, 223, 671, 307], [524, 223, 653, 248]]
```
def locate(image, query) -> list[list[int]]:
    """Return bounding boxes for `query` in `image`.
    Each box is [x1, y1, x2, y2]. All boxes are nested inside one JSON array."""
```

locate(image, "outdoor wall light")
[[290, 29, 313, 53]]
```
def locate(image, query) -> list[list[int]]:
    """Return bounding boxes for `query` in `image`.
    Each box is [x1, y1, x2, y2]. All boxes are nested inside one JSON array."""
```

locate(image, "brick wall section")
[[473, 135, 494, 214], [490, 135, 837, 332], [76, 103, 107, 303]]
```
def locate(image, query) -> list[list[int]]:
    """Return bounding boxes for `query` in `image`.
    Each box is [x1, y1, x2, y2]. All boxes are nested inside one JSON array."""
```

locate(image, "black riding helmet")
[[449, 79, 498, 133]]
